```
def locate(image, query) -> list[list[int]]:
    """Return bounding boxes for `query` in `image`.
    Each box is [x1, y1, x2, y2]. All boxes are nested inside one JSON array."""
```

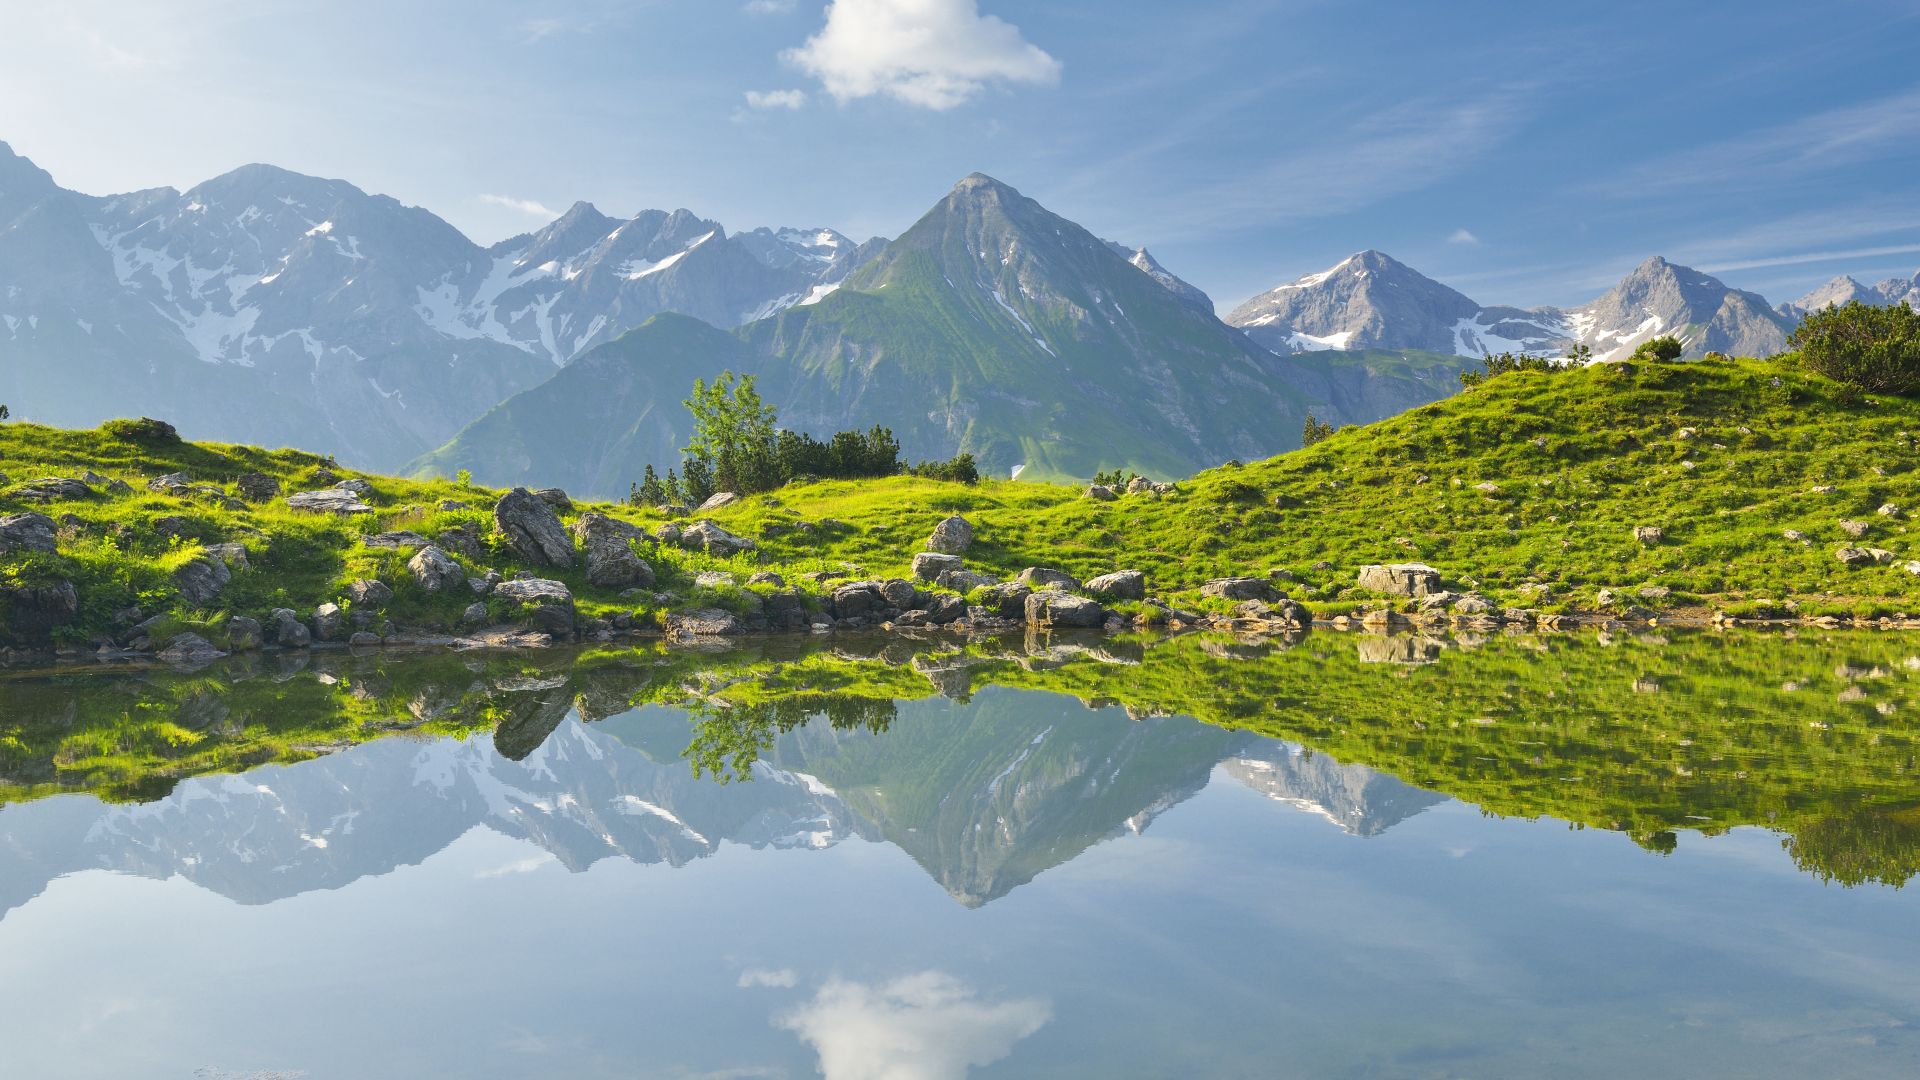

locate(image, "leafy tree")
[[1790, 300, 1920, 395], [1301, 411, 1335, 447], [1629, 335, 1684, 362], [684, 372, 781, 494]]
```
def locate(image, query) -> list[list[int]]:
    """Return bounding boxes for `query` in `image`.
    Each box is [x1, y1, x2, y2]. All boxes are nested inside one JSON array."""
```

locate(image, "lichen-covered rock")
[[912, 552, 964, 582], [408, 545, 466, 594], [1016, 567, 1080, 591], [926, 515, 974, 555], [1633, 526, 1664, 545], [14, 477, 93, 501], [1025, 590, 1108, 628], [573, 513, 655, 589], [286, 489, 372, 515], [1083, 570, 1146, 600], [974, 582, 1032, 618], [494, 488, 575, 568], [666, 608, 746, 639], [1836, 546, 1896, 567], [0, 512, 59, 555], [532, 488, 574, 512], [830, 581, 887, 619], [1354, 563, 1442, 597]]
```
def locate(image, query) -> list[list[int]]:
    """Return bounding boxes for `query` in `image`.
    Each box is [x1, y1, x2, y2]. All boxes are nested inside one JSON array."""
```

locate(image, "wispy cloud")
[[783, 0, 1061, 110], [743, 0, 798, 12], [744, 88, 807, 110], [777, 972, 1050, 1080], [478, 193, 559, 218], [738, 967, 799, 988], [1448, 228, 1480, 245]]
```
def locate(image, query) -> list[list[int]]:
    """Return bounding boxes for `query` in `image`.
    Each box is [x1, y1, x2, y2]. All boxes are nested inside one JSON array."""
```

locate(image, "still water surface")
[[2, 630, 1918, 1078]]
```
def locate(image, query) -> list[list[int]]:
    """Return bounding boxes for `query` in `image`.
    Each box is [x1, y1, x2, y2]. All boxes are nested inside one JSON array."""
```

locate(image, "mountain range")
[[4, 138, 1914, 490]]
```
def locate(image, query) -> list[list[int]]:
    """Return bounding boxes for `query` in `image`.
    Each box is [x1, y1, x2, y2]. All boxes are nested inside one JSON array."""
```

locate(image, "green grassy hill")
[[7, 353, 1920, 654]]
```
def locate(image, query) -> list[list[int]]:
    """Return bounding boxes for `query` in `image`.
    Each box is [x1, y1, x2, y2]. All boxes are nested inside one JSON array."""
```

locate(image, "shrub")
[[1301, 411, 1335, 447], [1790, 300, 1920, 395], [1460, 351, 1558, 388], [101, 417, 181, 443], [909, 453, 980, 484], [1629, 336, 1684, 362]]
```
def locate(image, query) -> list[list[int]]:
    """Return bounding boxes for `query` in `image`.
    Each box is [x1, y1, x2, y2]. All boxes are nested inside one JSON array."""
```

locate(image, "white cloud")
[[776, 971, 1049, 1080], [744, 88, 808, 110], [738, 967, 800, 988], [1448, 228, 1480, 245], [783, 0, 1061, 110], [478, 193, 559, 218]]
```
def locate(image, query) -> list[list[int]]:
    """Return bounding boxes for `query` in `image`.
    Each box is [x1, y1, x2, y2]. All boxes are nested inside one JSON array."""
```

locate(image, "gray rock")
[[679, 519, 756, 556], [1836, 546, 1896, 566], [937, 568, 999, 593], [494, 488, 575, 568], [747, 571, 786, 587], [1355, 563, 1442, 597], [926, 515, 974, 555], [408, 545, 466, 594], [363, 531, 431, 550], [1083, 570, 1146, 600], [532, 488, 574, 512], [347, 579, 393, 608], [694, 571, 737, 588], [1200, 577, 1278, 602], [1016, 567, 1080, 591], [1025, 590, 1109, 628], [572, 513, 655, 589], [333, 479, 375, 497], [286, 489, 372, 515], [1881, 503, 1903, 518], [226, 615, 262, 651], [1840, 520, 1871, 538], [207, 542, 250, 570], [312, 602, 346, 642], [434, 524, 486, 561], [0, 512, 59, 554], [461, 602, 491, 627], [235, 472, 280, 502], [912, 552, 964, 582], [1783, 529, 1808, 541], [157, 633, 226, 665], [1085, 484, 1118, 501], [666, 607, 746, 639], [14, 477, 93, 501], [696, 491, 740, 512], [0, 579, 79, 644], [830, 581, 887, 619], [172, 554, 232, 605], [974, 582, 1032, 618], [348, 631, 382, 647], [1126, 475, 1154, 495], [266, 608, 311, 648], [493, 578, 576, 638], [147, 472, 192, 493], [1633, 526, 1664, 544]]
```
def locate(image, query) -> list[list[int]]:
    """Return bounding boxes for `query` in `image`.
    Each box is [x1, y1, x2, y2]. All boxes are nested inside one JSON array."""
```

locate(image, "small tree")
[[1301, 411, 1335, 447], [1629, 335, 1684, 362], [681, 456, 717, 506], [664, 469, 685, 506], [1791, 300, 1920, 395], [1566, 343, 1594, 364], [0, 404, 10, 421], [634, 464, 666, 506], [684, 372, 781, 494]]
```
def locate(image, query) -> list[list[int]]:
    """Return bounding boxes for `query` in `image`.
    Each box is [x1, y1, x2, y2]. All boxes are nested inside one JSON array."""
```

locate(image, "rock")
[[266, 608, 311, 648], [1840, 520, 1871, 538], [408, 545, 466, 594], [1452, 592, 1495, 614], [1085, 484, 1118, 501], [172, 554, 232, 605], [157, 633, 225, 665], [666, 608, 746, 639], [569, 513, 654, 589], [348, 631, 382, 647], [1083, 570, 1147, 600], [461, 602, 491, 627], [696, 491, 740, 512], [1200, 577, 1278, 602], [1811, 485, 1838, 494], [0, 579, 79, 644], [493, 578, 576, 637], [1638, 585, 1672, 600], [227, 615, 262, 651], [1632, 526, 1664, 545], [333, 479, 375, 497], [347, 579, 393, 608], [0, 512, 59, 554], [679, 519, 756, 556], [654, 522, 683, 545], [1783, 529, 1807, 541], [148, 472, 192, 493], [14, 477, 92, 501], [747, 571, 786, 587], [937, 568, 999, 593], [1025, 590, 1108, 629], [694, 571, 736, 588], [235, 472, 280, 502], [974, 582, 1033, 618], [926, 515, 974, 555], [438, 500, 471, 511], [532, 488, 574, 512], [1472, 481, 1501, 494], [363, 531, 431, 550], [1355, 563, 1442, 597], [830, 581, 887, 619], [912, 552, 964, 582], [1516, 582, 1554, 601], [1881, 504, 1903, 518], [286, 489, 372, 514], [1836, 546, 1896, 566], [494, 488, 575, 568], [1126, 475, 1154, 495], [312, 603, 346, 642], [434, 524, 486, 561], [1016, 567, 1080, 591], [207, 542, 250, 570], [925, 594, 967, 624]]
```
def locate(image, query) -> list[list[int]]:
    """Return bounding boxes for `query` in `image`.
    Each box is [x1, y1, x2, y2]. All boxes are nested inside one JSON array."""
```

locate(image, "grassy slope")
[[11, 353, 1920, 652]]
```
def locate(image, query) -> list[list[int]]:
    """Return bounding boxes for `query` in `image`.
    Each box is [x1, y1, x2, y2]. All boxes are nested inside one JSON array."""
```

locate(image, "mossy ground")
[[8, 354, 1920, 649]]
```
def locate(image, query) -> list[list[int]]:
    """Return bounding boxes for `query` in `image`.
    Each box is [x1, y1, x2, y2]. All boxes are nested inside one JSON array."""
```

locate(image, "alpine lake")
[[4, 625, 1920, 1079]]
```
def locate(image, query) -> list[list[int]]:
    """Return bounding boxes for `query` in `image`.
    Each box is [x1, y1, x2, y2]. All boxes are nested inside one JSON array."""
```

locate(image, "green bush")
[[100, 417, 181, 444], [1629, 336, 1684, 363], [1790, 300, 1920, 394]]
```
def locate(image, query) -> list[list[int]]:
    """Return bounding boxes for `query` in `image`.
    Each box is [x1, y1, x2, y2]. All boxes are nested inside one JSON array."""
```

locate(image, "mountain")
[[1782, 271, 1920, 318], [0, 141, 877, 469], [1221, 743, 1444, 837], [1231, 252, 1798, 362], [417, 174, 1474, 493]]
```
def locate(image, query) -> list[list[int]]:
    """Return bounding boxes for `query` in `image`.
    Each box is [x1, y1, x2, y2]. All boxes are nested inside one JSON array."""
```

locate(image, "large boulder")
[[912, 552, 964, 583], [346, 579, 393, 608], [0, 512, 59, 555], [974, 582, 1032, 618], [266, 608, 311, 648], [286, 489, 372, 515], [1025, 590, 1109, 629], [493, 578, 576, 637], [938, 568, 999, 593], [156, 633, 225, 666], [666, 607, 746, 639], [1084, 484, 1119, 502], [830, 581, 887, 619], [1200, 577, 1277, 602], [679, 519, 756, 556], [926, 515, 974, 555], [0, 579, 79, 645], [226, 615, 262, 651], [173, 554, 232, 606], [235, 472, 281, 502], [1016, 567, 1080, 591], [1355, 563, 1442, 597], [1084, 570, 1147, 601], [494, 488, 574, 568], [573, 513, 655, 589], [408, 545, 466, 593], [532, 488, 574, 512], [696, 492, 740, 513], [312, 603, 346, 642]]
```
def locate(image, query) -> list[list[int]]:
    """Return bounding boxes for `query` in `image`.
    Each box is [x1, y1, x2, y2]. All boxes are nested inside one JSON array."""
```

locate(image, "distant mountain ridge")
[[1228, 250, 1801, 362], [1781, 271, 1920, 319]]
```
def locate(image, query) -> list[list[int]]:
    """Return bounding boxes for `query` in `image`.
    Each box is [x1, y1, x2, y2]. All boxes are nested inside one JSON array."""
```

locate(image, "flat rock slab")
[[287, 489, 373, 514]]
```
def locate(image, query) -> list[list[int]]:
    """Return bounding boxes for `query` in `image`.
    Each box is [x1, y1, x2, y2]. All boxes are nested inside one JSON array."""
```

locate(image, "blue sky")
[[2, 0, 1917, 310]]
